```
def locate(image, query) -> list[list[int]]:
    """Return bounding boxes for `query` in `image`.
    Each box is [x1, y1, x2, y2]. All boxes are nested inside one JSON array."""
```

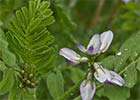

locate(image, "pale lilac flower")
[[94, 62, 125, 86], [80, 72, 96, 100], [59, 48, 88, 64], [77, 30, 113, 55], [122, 0, 130, 3]]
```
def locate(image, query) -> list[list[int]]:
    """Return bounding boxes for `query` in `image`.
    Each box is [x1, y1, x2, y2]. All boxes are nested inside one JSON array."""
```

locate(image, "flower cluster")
[[59, 30, 125, 100]]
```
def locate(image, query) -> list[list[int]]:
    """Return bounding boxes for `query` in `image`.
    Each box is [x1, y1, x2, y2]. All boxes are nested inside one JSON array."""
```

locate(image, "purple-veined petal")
[[87, 34, 101, 55], [77, 44, 87, 53], [100, 30, 113, 53], [59, 48, 81, 64], [107, 71, 125, 86], [80, 80, 96, 100]]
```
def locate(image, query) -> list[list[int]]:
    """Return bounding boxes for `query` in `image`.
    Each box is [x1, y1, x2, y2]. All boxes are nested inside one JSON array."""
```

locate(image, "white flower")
[[59, 48, 88, 64], [94, 62, 125, 86], [77, 30, 113, 55], [80, 72, 96, 100]]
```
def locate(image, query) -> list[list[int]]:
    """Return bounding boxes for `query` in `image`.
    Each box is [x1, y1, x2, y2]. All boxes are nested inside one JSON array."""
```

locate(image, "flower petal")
[[94, 63, 109, 83], [107, 71, 125, 86], [59, 48, 81, 64], [87, 34, 101, 55], [77, 44, 87, 53], [93, 63, 125, 86], [80, 80, 96, 100], [100, 30, 113, 53]]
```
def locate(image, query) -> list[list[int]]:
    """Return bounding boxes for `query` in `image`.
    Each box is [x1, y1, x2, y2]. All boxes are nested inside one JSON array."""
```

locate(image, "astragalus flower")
[[59, 48, 88, 64], [59, 30, 125, 100], [80, 72, 96, 100], [77, 30, 113, 55], [94, 62, 125, 86]]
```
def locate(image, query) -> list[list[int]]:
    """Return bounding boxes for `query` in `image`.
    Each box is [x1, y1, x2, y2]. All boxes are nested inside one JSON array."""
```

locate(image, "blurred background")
[[0, 0, 140, 100]]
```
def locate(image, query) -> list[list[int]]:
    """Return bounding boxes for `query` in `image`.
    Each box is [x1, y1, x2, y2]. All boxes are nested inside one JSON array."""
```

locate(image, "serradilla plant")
[[59, 30, 125, 100]]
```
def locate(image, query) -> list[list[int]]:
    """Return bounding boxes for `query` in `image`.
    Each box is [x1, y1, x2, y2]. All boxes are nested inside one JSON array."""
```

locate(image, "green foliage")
[[0, 0, 140, 100], [8, 84, 22, 100], [53, 0, 76, 32], [2, 50, 16, 66], [0, 28, 16, 97], [136, 58, 140, 71], [0, 0, 27, 28], [0, 69, 15, 95], [6, 0, 55, 71], [21, 89, 35, 100], [8, 81, 35, 100], [0, 28, 16, 66], [100, 55, 115, 70], [74, 96, 81, 100], [36, 79, 49, 100], [103, 84, 130, 100], [1, 0, 56, 99], [69, 67, 85, 84], [0, 61, 6, 71], [47, 70, 64, 100], [124, 63, 137, 88]]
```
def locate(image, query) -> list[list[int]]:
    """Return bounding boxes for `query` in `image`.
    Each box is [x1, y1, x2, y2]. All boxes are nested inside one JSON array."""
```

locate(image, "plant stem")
[[119, 57, 140, 74], [58, 80, 82, 100]]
